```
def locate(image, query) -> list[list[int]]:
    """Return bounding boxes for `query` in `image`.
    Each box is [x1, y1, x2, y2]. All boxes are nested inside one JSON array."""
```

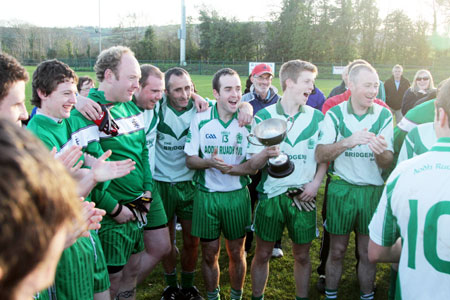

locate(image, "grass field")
[[23, 67, 392, 299]]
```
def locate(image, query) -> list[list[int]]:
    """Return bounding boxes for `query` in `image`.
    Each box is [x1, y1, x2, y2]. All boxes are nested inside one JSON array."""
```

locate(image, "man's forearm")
[[227, 160, 258, 176], [315, 139, 350, 163], [186, 155, 211, 170], [368, 238, 402, 263]]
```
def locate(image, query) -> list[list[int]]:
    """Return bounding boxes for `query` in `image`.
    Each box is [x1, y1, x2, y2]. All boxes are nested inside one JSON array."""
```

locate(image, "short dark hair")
[[77, 76, 94, 92], [31, 59, 78, 108], [0, 53, 29, 102], [140, 64, 164, 88], [164, 67, 190, 92], [212, 68, 239, 93], [279, 60, 317, 92], [0, 119, 81, 297]]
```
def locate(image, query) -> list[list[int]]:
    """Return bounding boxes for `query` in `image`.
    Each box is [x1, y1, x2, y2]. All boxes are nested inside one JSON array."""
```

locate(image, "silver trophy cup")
[[248, 118, 295, 178]]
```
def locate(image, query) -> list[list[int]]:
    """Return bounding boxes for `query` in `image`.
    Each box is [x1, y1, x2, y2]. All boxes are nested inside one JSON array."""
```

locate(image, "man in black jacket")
[[384, 65, 410, 123]]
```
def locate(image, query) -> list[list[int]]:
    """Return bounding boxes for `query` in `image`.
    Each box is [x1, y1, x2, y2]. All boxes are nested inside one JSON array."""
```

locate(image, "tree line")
[[1, 0, 449, 66]]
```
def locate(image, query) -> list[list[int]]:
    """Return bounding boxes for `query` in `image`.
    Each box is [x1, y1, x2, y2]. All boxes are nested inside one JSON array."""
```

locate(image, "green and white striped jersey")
[[184, 104, 251, 192], [369, 137, 450, 300], [319, 98, 394, 186], [142, 100, 160, 174], [154, 94, 198, 182], [397, 122, 436, 164], [247, 100, 324, 199]]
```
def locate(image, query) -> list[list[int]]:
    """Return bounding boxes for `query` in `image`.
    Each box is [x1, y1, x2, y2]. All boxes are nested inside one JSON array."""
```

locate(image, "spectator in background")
[[77, 76, 95, 97], [327, 66, 348, 99], [384, 65, 410, 123], [401, 69, 435, 115], [306, 85, 326, 111]]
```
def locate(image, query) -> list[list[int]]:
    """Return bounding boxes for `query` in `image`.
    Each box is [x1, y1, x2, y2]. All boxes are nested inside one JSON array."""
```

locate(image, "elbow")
[[315, 148, 327, 164], [368, 239, 381, 264], [185, 156, 194, 170]]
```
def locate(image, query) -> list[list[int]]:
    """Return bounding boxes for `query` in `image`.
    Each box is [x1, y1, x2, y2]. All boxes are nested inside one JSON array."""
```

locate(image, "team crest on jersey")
[[221, 131, 230, 143], [186, 131, 192, 143], [236, 133, 243, 144], [157, 132, 165, 141], [205, 133, 217, 139], [308, 138, 315, 149], [131, 118, 140, 129]]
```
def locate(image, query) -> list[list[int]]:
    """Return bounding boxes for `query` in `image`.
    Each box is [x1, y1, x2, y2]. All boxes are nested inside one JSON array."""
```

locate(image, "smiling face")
[[0, 80, 28, 126], [286, 70, 315, 106], [251, 73, 272, 97], [39, 79, 77, 119], [214, 74, 242, 117], [415, 71, 431, 91], [349, 69, 379, 111], [135, 75, 165, 110], [108, 53, 141, 102], [166, 73, 192, 111]]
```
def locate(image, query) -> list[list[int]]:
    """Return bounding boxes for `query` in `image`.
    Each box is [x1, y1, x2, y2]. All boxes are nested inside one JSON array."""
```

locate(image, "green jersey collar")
[[347, 97, 374, 115], [213, 103, 238, 128], [431, 137, 450, 152], [275, 98, 305, 120]]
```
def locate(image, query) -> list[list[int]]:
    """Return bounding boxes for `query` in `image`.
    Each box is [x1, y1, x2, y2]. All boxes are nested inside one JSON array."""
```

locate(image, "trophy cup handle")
[[247, 134, 263, 146], [286, 116, 295, 133]]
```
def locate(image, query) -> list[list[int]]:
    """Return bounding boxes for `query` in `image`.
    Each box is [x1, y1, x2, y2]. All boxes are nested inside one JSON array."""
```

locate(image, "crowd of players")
[[0, 46, 449, 300]]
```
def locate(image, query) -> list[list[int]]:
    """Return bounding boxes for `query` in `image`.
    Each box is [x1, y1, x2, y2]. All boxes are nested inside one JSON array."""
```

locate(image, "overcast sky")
[[0, 0, 444, 32]]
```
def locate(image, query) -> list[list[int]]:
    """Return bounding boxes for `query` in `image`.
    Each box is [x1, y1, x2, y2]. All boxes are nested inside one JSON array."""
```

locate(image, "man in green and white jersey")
[[153, 67, 205, 300], [248, 60, 327, 300], [185, 68, 253, 300], [27, 59, 133, 300], [74, 46, 152, 299], [315, 64, 394, 300], [368, 78, 450, 300], [397, 122, 436, 163], [121, 64, 171, 286]]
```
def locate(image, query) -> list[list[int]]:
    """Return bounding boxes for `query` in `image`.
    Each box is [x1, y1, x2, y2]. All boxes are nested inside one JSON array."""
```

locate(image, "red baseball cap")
[[251, 63, 273, 77]]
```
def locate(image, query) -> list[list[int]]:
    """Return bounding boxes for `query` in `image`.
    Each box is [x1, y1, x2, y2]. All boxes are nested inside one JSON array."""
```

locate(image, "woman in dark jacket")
[[401, 69, 436, 115]]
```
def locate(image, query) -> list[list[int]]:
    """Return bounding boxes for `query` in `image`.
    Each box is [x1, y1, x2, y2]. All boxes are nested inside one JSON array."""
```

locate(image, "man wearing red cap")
[[242, 63, 284, 258]]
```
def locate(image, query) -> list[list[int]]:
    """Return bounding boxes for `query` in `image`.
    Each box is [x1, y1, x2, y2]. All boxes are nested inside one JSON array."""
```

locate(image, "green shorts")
[[254, 192, 317, 245], [191, 188, 251, 240], [156, 180, 195, 221], [326, 179, 383, 235], [98, 216, 145, 267], [90, 231, 110, 293], [144, 185, 168, 229], [53, 236, 95, 299]]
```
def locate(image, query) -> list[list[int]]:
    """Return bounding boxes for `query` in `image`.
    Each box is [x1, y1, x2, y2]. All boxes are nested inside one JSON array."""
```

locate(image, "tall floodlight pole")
[[99, 0, 102, 54], [179, 0, 186, 66]]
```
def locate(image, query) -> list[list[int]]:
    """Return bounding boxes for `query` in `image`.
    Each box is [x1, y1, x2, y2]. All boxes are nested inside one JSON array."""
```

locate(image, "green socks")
[[164, 270, 178, 288], [230, 288, 242, 300], [251, 295, 264, 300], [181, 271, 195, 289], [207, 286, 220, 300], [325, 289, 337, 299], [360, 291, 374, 300]]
